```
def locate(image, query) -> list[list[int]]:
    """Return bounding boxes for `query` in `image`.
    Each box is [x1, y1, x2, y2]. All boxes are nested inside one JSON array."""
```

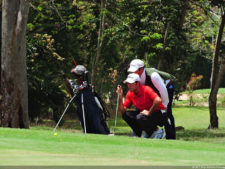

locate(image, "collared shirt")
[[123, 85, 166, 112], [140, 70, 146, 85]]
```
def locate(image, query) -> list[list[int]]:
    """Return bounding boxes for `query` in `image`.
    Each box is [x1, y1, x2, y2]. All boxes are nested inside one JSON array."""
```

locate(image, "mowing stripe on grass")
[[1, 128, 225, 165]]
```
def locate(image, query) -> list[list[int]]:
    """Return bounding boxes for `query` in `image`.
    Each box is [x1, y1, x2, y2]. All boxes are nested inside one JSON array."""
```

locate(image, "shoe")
[[162, 129, 166, 139], [150, 128, 165, 139], [143, 131, 150, 138], [132, 131, 138, 137]]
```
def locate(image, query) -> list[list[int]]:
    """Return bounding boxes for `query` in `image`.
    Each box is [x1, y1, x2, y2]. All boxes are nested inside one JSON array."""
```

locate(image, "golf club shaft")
[[81, 93, 87, 134], [53, 94, 77, 133], [113, 94, 119, 134]]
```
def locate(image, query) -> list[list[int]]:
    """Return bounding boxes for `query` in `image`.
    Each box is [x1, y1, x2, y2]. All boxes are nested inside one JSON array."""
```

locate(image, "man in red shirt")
[[116, 73, 167, 137]]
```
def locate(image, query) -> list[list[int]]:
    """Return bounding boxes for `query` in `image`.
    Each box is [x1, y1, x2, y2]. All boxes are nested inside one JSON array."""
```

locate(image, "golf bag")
[[73, 87, 110, 134], [63, 65, 110, 134]]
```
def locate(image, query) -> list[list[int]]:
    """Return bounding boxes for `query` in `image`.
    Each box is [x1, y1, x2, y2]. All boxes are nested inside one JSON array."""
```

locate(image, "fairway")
[[1, 106, 225, 166], [0, 127, 225, 166]]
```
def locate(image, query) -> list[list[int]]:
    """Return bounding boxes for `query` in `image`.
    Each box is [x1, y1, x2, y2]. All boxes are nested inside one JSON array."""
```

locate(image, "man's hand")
[[116, 85, 123, 98], [140, 110, 150, 116], [116, 85, 126, 114]]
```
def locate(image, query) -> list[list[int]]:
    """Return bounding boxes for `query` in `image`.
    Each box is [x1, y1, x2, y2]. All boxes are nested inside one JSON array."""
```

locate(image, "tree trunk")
[[178, 0, 189, 33], [157, 0, 189, 71], [157, 22, 170, 70], [91, 0, 105, 87], [0, 0, 30, 128], [208, 12, 225, 129]]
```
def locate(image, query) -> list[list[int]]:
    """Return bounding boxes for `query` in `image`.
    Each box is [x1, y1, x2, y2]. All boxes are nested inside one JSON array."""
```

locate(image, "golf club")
[[81, 92, 87, 134], [113, 93, 119, 135]]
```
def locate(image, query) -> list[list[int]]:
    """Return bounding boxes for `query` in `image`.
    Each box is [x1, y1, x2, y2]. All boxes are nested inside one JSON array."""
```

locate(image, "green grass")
[[174, 106, 225, 129], [195, 88, 225, 94], [181, 88, 225, 94], [1, 106, 225, 166], [1, 127, 225, 166], [174, 106, 225, 143], [177, 88, 225, 107]]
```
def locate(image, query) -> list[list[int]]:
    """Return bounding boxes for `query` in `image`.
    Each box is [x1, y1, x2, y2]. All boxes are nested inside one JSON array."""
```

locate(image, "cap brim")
[[128, 66, 138, 73], [123, 79, 135, 84]]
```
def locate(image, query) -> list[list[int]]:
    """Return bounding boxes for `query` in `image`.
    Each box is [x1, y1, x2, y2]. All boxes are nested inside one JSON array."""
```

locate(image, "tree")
[[208, 2, 225, 128], [0, 0, 30, 128], [91, 0, 106, 87]]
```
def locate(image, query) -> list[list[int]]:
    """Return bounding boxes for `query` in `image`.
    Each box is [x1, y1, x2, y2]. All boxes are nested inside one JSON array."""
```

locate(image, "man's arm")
[[150, 72, 169, 108], [141, 96, 162, 116], [116, 85, 127, 114]]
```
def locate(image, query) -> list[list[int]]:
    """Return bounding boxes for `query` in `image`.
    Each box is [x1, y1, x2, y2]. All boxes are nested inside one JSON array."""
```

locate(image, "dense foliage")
[[1, 0, 225, 122]]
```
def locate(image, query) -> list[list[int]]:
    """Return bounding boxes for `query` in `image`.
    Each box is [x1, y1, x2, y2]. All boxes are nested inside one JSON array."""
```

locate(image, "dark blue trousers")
[[165, 84, 176, 139]]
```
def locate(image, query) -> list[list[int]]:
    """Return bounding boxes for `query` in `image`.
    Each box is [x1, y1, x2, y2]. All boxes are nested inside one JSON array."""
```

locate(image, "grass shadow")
[[177, 128, 225, 143]]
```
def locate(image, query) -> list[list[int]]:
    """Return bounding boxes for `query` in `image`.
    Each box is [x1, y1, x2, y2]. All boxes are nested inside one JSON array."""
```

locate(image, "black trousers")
[[122, 110, 164, 137], [165, 84, 176, 139]]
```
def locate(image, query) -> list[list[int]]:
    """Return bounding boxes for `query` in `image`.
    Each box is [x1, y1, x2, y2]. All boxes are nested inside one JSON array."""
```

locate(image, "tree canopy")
[[1, 0, 225, 128]]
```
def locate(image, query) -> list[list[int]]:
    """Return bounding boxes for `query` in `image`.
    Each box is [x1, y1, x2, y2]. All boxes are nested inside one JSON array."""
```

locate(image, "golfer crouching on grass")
[[116, 73, 167, 138]]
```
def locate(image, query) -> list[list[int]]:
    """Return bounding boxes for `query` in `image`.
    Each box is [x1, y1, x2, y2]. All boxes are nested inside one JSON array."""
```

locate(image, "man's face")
[[127, 82, 138, 92], [134, 68, 142, 76]]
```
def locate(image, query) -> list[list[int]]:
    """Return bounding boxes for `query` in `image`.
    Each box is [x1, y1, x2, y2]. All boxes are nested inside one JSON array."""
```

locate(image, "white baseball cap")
[[123, 73, 140, 84], [127, 59, 144, 72]]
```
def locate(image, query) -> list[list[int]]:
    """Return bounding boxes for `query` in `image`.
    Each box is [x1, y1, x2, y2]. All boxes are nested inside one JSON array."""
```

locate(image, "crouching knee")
[[122, 112, 128, 121], [136, 113, 148, 120]]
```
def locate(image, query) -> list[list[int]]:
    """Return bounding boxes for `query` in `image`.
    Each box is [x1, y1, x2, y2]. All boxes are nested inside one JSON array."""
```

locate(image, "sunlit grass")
[[177, 88, 225, 107], [1, 104, 225, 166], [1, 127, 225, 166]]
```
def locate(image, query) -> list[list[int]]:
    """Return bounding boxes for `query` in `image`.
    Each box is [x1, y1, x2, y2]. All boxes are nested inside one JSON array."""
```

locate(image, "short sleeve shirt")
[[123, 85, 165, 112]]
